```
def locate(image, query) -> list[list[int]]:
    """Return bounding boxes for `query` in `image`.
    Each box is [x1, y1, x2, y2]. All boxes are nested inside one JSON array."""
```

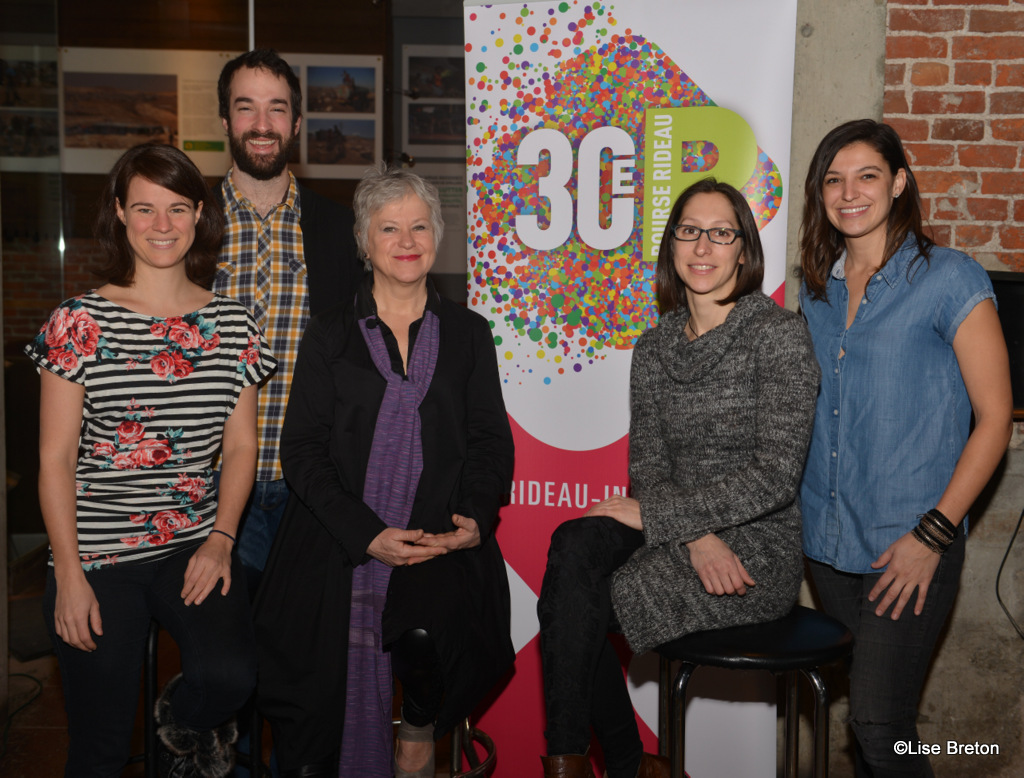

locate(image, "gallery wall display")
[[0, 44, 61, 173], [298, 53, 382, 179], [57, 48, 382, 179], [402, 44, 466, 159]]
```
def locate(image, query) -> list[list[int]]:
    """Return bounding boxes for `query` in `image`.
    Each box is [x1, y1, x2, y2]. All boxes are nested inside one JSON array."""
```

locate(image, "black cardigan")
[[254, 284, 515, 770]]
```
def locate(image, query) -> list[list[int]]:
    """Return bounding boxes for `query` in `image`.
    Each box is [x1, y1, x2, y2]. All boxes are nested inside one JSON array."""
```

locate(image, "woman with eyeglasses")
[[798, 119, 1011, 776], [537, 178, 820, 778]]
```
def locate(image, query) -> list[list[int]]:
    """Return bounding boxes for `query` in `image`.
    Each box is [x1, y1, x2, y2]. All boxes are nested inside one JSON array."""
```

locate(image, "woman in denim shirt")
[[799, 119, 1012, 777]]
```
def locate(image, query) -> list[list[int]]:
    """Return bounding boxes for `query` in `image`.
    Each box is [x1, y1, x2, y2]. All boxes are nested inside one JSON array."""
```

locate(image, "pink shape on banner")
[[496, 414, 629, 595]]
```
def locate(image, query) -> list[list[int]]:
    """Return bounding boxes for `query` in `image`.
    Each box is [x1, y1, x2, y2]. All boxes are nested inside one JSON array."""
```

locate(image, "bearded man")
[[214, 49, 362, 588]]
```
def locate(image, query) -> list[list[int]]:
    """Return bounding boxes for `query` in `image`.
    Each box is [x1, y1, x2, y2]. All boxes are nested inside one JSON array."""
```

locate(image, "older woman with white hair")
[[254, 165, 515, 778]]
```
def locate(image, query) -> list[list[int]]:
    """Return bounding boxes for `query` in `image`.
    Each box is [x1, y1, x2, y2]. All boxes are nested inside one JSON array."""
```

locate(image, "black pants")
[[45, 546, 256, 778], [807, 532, 965, 778], [538, 516, 646, 778]]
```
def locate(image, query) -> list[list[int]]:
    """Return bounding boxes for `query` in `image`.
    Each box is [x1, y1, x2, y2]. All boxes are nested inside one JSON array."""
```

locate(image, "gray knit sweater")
[[611, 291, 821, 653]]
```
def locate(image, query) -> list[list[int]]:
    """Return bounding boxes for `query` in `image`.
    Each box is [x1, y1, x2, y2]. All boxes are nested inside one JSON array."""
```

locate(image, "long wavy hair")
[[799, 119, 932, 302], [656, 178, 764, 315], [95, 143, 223, 288]]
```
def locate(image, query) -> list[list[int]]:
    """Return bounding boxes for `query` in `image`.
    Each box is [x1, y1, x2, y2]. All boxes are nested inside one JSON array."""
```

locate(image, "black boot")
[[156, 674, 238, 778]]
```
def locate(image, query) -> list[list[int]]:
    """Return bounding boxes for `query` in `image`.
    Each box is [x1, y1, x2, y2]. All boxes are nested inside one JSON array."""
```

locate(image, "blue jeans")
[[44, 546, 256, 778], [234, 478, 290, 590], [807, 533, 965, 778]]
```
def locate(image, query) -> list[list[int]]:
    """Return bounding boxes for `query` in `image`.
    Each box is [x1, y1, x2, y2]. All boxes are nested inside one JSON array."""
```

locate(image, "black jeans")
[[44, 545, 257, 778], [807, 533, 965, 778], [538, 515, 645, 778]]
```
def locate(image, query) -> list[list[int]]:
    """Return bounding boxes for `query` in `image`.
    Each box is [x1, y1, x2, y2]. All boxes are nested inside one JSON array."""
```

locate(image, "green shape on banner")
[[642, 106, 758, 263]]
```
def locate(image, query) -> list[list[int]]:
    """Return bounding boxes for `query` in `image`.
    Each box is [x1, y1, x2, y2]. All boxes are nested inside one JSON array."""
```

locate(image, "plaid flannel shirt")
[[215, 169, 307, 482]]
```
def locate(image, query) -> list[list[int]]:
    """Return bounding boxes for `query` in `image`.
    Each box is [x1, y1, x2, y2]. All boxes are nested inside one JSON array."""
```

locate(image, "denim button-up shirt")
[[799, 237, 994, 573]]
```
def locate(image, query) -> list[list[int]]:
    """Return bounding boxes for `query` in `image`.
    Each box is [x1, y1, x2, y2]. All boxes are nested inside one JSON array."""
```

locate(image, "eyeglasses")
[[671, 225, 745, 245]]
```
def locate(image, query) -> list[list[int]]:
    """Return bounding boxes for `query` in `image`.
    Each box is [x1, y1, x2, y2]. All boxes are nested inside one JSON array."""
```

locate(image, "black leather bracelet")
[[924, 508, 958, 539], [209, 528, 236, 544], [912, 524, 945, 554]]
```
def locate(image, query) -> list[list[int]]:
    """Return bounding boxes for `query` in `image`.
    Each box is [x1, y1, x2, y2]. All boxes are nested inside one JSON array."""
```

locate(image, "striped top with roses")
[[25, 292, 276, 569]]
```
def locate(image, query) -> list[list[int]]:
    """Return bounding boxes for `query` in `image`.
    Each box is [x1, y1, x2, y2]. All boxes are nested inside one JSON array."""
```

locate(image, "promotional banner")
[[465, 1, 798, 774]]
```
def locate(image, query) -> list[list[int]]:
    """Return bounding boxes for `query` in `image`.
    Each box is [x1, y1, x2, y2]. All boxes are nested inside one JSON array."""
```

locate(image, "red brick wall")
[[885, 1, 1024, 270], [3, 239, 61, 349], [2, 239, 103, 351]]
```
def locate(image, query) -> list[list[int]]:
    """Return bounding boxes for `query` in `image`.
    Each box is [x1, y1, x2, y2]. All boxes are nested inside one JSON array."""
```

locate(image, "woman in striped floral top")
[[27, 143, 275, 777]]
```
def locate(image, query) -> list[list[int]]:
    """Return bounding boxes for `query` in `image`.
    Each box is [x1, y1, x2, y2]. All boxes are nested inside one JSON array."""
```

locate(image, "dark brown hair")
[[656, 178, 764, 314], [95, 143, 223, 288], [218, 49, 302, 124], [799, 119, 932, 302]]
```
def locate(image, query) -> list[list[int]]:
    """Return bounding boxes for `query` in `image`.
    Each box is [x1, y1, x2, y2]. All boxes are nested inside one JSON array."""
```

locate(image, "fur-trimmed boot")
[[155, 674, 238, 778]]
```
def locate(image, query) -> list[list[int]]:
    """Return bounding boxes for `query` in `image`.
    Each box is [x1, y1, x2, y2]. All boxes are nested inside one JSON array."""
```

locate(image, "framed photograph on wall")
[[294, 53, 383, 179], [402, 45, 465, 159], [0, 44, 60, 173], [59, 48, 236, 176]]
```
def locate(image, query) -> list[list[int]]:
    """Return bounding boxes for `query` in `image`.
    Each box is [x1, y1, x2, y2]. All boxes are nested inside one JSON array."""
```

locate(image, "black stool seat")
[[657, 604, 853, 671], [655, 605, 853, 778]]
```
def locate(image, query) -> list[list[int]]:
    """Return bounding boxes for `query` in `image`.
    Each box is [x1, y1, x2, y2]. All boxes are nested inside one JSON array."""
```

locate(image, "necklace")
[[686, 316, 700, 340]]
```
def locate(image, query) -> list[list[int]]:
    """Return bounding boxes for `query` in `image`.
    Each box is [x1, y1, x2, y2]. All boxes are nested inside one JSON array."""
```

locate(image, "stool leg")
[[464, 719, 482, 770], [250, 704, 264, 777], [671, 662, 695, 778], [144, 621, 159, 778], [802, 668, 830, 778], [658, 655, 671, 757], [784, 671, 799, 778], [450, 719, 461, 777]]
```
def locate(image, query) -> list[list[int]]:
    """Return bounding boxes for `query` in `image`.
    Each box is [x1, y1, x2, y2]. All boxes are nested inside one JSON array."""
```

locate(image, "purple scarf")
[[340, 307, 440, 777]]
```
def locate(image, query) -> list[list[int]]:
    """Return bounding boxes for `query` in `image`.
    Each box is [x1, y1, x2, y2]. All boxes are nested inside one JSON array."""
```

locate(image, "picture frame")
[[401, 44, 465, 160]]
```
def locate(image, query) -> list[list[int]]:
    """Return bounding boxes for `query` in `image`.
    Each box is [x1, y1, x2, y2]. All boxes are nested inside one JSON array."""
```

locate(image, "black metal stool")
[[391, 716, 496, 777], [656, 605, 853, 778], [138, 620, 268, 777], [449, 717, 496, 777]]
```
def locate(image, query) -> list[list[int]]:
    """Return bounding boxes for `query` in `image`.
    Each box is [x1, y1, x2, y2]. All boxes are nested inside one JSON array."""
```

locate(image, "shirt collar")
[[222, 168, 301, 218], [829, 234, 919, 289], [355, 274, 441, 321]]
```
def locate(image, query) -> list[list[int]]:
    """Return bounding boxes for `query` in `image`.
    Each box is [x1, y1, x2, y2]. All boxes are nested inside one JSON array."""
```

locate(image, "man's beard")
[[229, 128, 298, 181]]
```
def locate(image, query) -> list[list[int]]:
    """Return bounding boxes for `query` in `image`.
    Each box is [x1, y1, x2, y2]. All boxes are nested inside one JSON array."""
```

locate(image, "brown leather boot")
[[635, 752, 671, 778], [541, 753, 597, 777]]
